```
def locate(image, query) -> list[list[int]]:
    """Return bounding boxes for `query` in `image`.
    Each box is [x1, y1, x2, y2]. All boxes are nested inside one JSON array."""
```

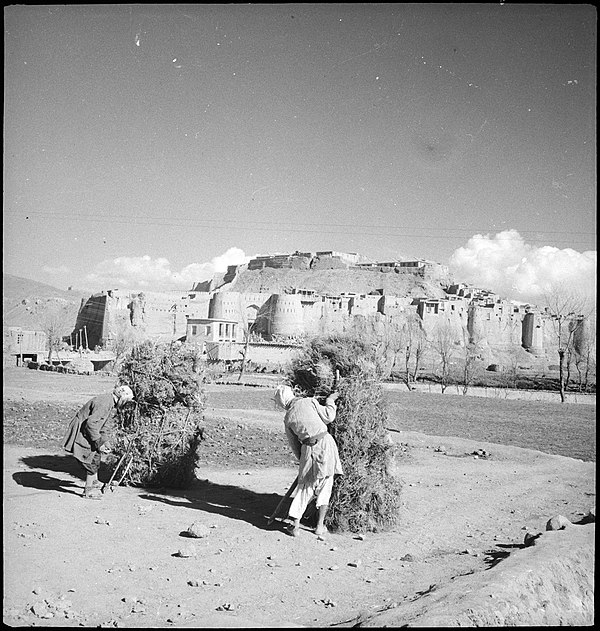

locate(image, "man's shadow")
[[13, 454, 114, 497], [139, 479, 299, 533], [14, 454, 299, 532]]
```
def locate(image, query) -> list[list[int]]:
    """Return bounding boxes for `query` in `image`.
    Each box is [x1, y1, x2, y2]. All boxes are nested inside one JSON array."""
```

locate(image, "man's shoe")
[[82, 489, 102, 500]]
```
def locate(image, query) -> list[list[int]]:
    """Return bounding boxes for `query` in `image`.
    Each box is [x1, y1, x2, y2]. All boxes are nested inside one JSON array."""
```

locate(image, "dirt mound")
[[223, 267, 447, 298], [363, 522, 595, 627]]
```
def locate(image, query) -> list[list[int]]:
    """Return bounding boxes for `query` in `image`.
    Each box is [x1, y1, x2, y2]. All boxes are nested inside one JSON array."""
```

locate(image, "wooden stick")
[[267, 476, 298, 524]]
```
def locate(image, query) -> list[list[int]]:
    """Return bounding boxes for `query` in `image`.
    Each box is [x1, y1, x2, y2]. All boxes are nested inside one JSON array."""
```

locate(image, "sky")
[[3, 3, 596, 305]]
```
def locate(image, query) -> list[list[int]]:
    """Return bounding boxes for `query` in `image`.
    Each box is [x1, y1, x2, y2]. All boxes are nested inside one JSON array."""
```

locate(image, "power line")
[[11, 210, 597, 244]]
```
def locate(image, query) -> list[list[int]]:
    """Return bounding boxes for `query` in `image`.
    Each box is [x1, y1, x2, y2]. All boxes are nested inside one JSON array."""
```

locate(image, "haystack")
[[286, 334, 403, 532], [107, 340, 205, 489]]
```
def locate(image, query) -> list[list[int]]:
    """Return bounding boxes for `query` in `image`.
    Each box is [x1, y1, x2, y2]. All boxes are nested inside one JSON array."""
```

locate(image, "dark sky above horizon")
[[3, 4, 596, 302]]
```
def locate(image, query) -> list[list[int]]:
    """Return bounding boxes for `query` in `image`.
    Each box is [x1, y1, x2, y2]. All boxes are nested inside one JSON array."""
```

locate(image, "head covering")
[[113, 384, 134, 405], [274, 384, 295, 410]]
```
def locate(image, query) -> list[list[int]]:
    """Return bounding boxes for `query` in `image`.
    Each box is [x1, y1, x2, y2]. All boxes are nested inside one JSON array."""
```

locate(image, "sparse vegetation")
[[286, 334, 404, 533], [108, 340, 206, 488]]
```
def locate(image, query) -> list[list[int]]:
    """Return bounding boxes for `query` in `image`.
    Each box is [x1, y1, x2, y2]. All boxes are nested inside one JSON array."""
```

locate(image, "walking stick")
[[267, 476, 298, 524], [102, 424, 141, 494]]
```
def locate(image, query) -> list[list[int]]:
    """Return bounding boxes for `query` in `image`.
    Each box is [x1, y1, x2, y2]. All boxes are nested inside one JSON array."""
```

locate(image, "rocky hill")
[[219, 266, 448, 299], [2, 274, 87, 331]]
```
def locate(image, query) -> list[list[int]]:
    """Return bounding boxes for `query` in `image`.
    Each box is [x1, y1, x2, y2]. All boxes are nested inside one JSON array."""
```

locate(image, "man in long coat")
[[63, 384, 134, 499], [274, 384, 343, 536]]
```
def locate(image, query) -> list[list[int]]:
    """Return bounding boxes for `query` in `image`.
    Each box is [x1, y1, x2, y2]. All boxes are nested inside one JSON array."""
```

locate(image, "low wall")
[[362, 523, 595, 627]]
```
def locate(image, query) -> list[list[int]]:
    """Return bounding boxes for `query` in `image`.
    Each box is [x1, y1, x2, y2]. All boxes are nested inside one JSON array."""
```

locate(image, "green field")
[[3, 375, 596, 462], [206, 385, 596, 462]]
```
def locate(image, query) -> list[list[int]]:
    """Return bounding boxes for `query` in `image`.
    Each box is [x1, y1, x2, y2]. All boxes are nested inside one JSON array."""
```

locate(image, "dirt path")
[[4, 424, 595, 628], [2, 368, 595, 627]]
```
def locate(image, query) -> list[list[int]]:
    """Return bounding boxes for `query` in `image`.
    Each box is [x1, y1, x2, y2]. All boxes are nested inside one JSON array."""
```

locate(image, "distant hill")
[[2, 274, 88, 330]]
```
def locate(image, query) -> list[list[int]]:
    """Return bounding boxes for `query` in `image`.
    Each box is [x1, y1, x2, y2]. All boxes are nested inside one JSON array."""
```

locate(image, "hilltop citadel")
[[46, 249, 586, 371]]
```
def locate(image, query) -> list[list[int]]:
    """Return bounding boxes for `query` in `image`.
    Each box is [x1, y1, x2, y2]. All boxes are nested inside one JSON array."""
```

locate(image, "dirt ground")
[[3, 370, 596, 628]]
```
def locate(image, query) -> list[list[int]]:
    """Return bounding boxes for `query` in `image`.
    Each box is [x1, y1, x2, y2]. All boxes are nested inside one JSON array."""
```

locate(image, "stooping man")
[[274, 384, 343, 537], [63, 384, 134, 499]]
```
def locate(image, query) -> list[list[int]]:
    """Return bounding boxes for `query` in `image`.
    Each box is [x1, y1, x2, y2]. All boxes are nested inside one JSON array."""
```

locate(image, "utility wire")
[[11, 211, 597, 244]]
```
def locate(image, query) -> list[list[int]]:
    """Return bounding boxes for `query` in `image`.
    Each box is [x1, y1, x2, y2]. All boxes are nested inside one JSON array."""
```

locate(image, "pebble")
[[175, 545, 197, 558]]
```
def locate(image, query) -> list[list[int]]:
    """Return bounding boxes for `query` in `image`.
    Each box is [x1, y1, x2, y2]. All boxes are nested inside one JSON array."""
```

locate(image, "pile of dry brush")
[[286, 334, 403, 533], [107, 340, 205, 489]]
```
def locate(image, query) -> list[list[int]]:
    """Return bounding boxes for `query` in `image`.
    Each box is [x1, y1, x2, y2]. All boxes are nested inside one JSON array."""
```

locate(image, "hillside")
[[221, 266, 448, 298], [2, 274, 87, 330]]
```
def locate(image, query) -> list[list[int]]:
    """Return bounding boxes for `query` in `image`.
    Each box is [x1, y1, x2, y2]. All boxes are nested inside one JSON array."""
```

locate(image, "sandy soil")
[[2, 371, 596, 628]]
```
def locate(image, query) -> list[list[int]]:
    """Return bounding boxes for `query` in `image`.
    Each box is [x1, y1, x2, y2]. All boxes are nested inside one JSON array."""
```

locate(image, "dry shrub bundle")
[[286, 335, 403, 533], [108, 340, 205, 488]]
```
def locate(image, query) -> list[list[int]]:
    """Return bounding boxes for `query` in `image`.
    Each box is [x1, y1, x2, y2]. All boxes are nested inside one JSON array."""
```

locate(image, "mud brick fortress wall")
[[71, 251, 587, 360]]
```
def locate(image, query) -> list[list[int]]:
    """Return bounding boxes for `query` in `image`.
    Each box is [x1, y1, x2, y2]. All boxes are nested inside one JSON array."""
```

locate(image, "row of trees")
[[350, 296, 596, 400], [38, 285, 595, 402]]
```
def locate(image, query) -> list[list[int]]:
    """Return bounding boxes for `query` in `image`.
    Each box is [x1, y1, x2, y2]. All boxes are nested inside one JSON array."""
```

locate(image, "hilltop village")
[[59, 250, 584, 371]]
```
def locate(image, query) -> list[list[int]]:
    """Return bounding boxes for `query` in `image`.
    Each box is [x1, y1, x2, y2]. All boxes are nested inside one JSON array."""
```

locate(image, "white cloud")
[[85, 248, 251, 291], [449, 230, 596, 304]]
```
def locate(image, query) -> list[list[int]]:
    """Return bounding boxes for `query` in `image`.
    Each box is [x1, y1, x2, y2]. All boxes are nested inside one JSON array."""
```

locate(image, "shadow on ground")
[[14, 454, 115, 496], [139, 479, 297, 533], [13, 453, 301, 533]]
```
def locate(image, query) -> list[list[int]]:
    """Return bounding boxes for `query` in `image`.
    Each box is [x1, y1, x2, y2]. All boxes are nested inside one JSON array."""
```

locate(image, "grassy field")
[[3, 372, 596, 462], [206, 384, 596, 462], [383, 390, 595, 462]]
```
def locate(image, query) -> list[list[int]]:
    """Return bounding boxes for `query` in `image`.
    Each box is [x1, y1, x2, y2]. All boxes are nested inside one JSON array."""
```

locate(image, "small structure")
[[3, 327, 47, 366]]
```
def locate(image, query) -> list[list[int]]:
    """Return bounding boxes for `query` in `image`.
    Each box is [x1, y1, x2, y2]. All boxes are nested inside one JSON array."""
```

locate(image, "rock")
[[348, 560, 362, 567], [578, 507, 596, 524], [328, 565, 340, 571], [187, 522, 210, 538], [175, 545, 197, 558], [523, 531, 543, 547], [187, 580, 200, 587], [400, 553, 415, 562], [546, 514, 572, 531]]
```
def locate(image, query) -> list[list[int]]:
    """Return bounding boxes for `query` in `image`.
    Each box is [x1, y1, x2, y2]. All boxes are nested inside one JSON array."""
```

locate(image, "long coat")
[[62, 393, 115, 465], [283, 397, 343, 490]]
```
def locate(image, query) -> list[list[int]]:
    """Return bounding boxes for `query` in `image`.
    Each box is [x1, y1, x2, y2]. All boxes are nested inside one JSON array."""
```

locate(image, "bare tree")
[[458, 325, 480, 395], [110, 315, 142, 372], [543, 284, 594, 403], [503, 345, 522, 391], [429, 320, 459, 393], [404, 311, 428, 387], [40, 300, 73, 364], [238, 302, 268, 381], [374, 314, 408, 384], [571, 309, 597, 392]]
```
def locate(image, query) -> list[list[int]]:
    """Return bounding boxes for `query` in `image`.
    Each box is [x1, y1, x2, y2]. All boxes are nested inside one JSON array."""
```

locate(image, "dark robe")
[[62, 393, 114, 464]]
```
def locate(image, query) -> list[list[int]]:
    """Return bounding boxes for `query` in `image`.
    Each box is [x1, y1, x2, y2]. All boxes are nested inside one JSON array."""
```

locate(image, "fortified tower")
[[264, 293, 304, 338]]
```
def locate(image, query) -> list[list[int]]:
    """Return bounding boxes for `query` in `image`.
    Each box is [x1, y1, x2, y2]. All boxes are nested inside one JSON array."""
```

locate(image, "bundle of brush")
[[286, 334, 403, 533], [108, 340, 205, 489]]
